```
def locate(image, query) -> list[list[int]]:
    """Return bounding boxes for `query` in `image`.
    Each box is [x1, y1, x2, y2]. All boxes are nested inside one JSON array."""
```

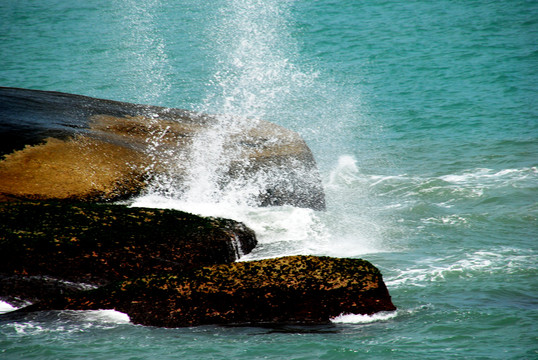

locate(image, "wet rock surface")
[[0, 88, 396, 328], [0, 201, 256, 304], [0, 87, 325, 209], [17, 256, 396, 327]]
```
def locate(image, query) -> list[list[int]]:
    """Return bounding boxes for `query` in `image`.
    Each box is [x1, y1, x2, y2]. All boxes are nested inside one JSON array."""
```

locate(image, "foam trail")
[[386, 247, 537, 288], [331, 311, 398, 324]]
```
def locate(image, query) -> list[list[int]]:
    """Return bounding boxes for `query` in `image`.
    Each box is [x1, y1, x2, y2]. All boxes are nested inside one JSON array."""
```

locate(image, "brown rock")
[[0, 136, 148, 202], [0, 87, 325, 209]]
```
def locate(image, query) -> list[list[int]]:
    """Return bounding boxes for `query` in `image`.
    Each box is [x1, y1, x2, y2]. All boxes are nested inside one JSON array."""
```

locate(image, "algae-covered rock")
[[21, 256, 396, 327], [0, 201, 256, 304], [0, 87, 325, 209]]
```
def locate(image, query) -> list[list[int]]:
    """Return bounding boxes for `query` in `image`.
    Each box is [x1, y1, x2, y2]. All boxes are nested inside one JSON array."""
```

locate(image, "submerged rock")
[[0, 87, 325, 209], [0, 201, 256, 304], [19, 256, 396, 327]]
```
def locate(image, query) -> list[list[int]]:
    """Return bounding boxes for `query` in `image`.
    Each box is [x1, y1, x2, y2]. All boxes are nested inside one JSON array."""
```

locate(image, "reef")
[[0, 87, 396, 327], [16, 256, 396, 327], [0, 201, 256, 305]]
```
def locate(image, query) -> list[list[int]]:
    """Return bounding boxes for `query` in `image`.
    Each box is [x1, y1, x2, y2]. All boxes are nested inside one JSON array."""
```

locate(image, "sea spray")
[[201, 0, 304, 119], [174, 0, 315, 207], [136, 1, 328, 243], [113, 0, 171, 105], [123, 0, 387, 261]]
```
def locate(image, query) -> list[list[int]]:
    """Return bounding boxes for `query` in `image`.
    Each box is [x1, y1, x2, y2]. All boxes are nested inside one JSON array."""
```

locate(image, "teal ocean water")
[[1, 0, 537, 358]]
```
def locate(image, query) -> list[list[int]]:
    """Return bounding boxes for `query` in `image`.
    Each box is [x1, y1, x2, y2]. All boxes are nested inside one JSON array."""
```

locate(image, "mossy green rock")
[[0, 201, 256, 303], [23, 256, 396, 327]]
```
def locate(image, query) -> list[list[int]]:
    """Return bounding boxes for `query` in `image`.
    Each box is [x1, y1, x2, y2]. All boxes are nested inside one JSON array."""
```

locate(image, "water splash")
[[127, 1, 383, 260], [113, 0, 171, 105], [146, 0, 316, 208], [201, 0, 306, 119], [121, 0, 336, 260]]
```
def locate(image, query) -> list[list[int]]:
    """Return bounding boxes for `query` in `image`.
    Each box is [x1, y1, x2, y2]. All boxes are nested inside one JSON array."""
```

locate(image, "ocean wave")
[[368, 167, 537, 200], [386, 246, 537, 288], [439, 167, 537, 187], [326, 158, 537, 227], [3, 310, 131, 336], [327, 156, 536, 196]]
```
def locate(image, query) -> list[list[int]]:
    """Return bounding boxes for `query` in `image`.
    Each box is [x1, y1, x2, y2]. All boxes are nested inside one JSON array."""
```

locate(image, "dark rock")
[[19, 256, 396, 327], [0, 87, 325, 209], [0, 275, 98, 308], [0, 201, 256, 304]]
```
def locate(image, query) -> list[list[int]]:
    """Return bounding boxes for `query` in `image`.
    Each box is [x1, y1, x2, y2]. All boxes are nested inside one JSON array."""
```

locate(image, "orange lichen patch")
[[0, 135, 149, 201]]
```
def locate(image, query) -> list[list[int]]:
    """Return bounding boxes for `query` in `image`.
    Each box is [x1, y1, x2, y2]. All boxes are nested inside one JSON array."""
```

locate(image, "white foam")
[[131, 191, 390, 260], [83, 309, 131, 324], [13, 322, 45, 335], [8, 310, 131, 335], [439, 167, 537, 186], [326, 155, 360, 188], [331, 311, 398, 324], [131, 194, 331, 258], [0, 301, 17, 314], [422, 215, 468, 226]]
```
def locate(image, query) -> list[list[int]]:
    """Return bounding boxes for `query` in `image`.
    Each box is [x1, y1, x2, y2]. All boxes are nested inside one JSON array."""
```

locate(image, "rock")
[[0, 87, 325, 209], [0, 201, 256, 304], [0, 275, 98, 308], [18, 256, 396, 327]]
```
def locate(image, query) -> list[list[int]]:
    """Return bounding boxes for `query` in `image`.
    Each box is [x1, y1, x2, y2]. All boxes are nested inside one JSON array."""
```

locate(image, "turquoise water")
[[1, 0, 537, 358]]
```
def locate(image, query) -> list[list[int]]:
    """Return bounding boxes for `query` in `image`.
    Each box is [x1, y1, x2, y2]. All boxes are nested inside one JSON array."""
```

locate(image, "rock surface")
[[0, 201, 256, 304], [19, 256, 396, 327], [0, 87, 325, 209], [0, 88, 396, 328]]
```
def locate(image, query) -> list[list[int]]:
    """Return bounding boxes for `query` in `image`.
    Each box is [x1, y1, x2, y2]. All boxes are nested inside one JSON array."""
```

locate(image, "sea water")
[[1, 0, 537, 358]]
